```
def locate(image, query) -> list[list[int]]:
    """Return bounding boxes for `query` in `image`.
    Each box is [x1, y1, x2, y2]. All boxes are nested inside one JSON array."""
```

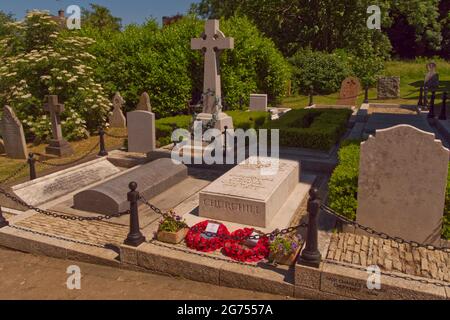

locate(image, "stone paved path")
[[326, 233, 450, 282]]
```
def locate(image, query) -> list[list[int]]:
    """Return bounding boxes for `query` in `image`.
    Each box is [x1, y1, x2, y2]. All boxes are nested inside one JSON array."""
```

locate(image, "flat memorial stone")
[[74, 158, 188, 215], [12, 158, 121, 206], [199, 156, 299, 228]]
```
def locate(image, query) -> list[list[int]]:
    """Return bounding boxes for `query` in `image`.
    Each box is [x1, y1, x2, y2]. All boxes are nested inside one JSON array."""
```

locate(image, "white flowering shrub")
[[0, 10, 110, 142]]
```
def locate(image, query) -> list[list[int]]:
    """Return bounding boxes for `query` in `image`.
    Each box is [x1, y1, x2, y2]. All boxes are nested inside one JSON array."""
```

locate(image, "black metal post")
[[0, 206, 9, 228], [418, 86, 424, 107], [364, 85, 369, 103], [27, 153, 36, 180], [308, 86, 314, 107], [223, 126, 228, 156], [439, 92, 448, 121], [298, 188, 322, 268], [124, 182, 146, 247], [428, 91, 436, 119], [98, 127, 108, 157]]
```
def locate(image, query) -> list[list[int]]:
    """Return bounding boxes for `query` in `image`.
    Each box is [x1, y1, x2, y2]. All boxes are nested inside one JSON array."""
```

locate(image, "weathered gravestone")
[[313, 77, 361, 109], [109, 92, 126, 128], [44, 95, 74, 157], [1, 105, 27, 159], [127, 98, 155, 153], [249, 94, 268, 112], [377, 76, 401, 99], [356, 125, 448, 245], [191, 19, 234, 131], [12, 157, 120, 206], [199, 156, 299, 228], [336, 77, 361, 106], [136, 92, 152, 112], [73, 158, 188, 215]]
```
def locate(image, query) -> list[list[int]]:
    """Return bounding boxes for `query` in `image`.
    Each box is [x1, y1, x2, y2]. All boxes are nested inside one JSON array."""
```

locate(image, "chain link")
[[139, 195, 308, 241], [324, 259, 450, 288], [103, 130, 128, 139], [321, 204, 450, 253], [0, 162, 28, 185], [0, 187, 130, 221], [35, 142, 100, 168]]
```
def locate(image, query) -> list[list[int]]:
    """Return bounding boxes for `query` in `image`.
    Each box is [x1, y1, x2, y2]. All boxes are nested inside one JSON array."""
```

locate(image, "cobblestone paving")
[[15, 213, 129, 246], [327, 233, 450, 282]]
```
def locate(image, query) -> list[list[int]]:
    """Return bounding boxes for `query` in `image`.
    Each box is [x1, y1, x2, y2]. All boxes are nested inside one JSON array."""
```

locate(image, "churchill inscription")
[[199, 157, 299, 227]]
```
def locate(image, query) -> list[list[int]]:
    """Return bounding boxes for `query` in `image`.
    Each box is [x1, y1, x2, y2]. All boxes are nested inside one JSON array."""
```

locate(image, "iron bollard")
[[124, 182, 146, 247], [364, 85, 369, 103], [223, 126, 228, 156], [298, 188, 322, 268], [428, 91, 436, 118], [418, 86, 424, 107], [308, 86, 314, 107], [98, 127, 108, 157], [0, 206, 9, 228], [439, 92, 448, 121], [28, 153, 37, 180]]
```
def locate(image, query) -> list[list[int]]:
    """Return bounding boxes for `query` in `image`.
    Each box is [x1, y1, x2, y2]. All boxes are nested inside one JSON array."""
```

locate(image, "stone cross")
[[43, 95, 73, 156], [44, 95, 65, 141], [191, 20, 234, 114]]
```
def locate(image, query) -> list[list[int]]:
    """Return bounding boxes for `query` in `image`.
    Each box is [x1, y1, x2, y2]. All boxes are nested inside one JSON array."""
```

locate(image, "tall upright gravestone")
[[127, 93, 155, 153], [356, 125, 448, 245], [191, 19, 234, 131], [44, 95, 74, 157], [1, 105, 27, 159]]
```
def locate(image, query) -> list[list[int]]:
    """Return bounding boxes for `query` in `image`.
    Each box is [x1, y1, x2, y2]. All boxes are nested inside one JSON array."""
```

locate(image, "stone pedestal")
[[45, 139, 74, 157], [199, 157, 299, 227], [196, 112, 234, 131]]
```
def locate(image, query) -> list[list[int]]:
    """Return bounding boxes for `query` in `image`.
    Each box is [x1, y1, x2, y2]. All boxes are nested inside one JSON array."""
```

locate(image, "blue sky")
[[0, 0, 196, 25]]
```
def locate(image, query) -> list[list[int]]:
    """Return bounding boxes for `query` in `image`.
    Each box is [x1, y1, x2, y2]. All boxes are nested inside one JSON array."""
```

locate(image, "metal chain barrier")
[[0, 162, 28, 185], [321, 203, 450, 253], [9, 224, 107, 249], [139, 195, 308, 241], [0, 187, 130, 221], [103, 130, 128, 139], [325, 259, 450, 288], [35, 141, 100, 168]]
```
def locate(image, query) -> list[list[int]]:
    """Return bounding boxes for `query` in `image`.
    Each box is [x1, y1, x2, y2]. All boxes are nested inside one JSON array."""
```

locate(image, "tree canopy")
[[81, 4, 122, 32]]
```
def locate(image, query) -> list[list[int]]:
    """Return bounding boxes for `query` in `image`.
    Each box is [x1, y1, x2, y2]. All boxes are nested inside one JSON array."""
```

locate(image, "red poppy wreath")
[[222, 229, 270, 263], [185, 220, 230, 252]]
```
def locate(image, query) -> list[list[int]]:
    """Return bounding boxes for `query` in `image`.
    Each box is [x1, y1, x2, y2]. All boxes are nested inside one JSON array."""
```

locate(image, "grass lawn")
[[281, 59, 450, 109], [0, 128, 127, 185]]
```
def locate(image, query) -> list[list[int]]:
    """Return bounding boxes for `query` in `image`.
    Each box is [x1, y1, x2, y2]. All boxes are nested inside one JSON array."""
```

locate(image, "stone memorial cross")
[[136, 92, 152, 112], [44, 95, 73, 157], [191, 20, 234, 114], [109, 92, 126, 128]]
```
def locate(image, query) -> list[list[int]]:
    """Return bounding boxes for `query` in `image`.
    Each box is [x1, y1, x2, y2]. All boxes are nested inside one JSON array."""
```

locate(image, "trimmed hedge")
[[155, 111, 270, 147], [328, 142, 450, 239], [265, 109, 352, 150]]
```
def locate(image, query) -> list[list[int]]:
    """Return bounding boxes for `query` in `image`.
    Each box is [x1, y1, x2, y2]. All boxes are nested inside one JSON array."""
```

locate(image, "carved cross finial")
[[44, 95, 64, 115]]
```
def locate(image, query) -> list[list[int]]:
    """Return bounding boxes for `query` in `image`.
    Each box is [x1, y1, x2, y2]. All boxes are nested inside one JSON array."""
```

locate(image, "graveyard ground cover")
[[327, 141, 450, 240], [282, 60, 450, 109], [0, 128, 127, 185]]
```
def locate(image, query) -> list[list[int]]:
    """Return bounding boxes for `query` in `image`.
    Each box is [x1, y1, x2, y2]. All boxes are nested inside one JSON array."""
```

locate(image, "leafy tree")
[[81, 4, 122, 32], [0, 11, 14, 38], [191, 0, 445, 59], [439, 0, 450, 59], [0, 10, 110, 142]]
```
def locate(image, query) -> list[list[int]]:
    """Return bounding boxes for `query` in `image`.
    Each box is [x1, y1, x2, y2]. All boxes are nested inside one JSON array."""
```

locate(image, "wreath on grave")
[[222, 232, 270, 263], [185, 220, 230, 252]]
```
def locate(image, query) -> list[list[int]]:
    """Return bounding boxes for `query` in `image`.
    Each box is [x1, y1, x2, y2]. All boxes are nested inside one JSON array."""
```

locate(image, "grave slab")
[[73, 158, 188, 215], [12, 157, 120, 206], [249, 94, 268, 112], [198, 157, 299, 228]]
